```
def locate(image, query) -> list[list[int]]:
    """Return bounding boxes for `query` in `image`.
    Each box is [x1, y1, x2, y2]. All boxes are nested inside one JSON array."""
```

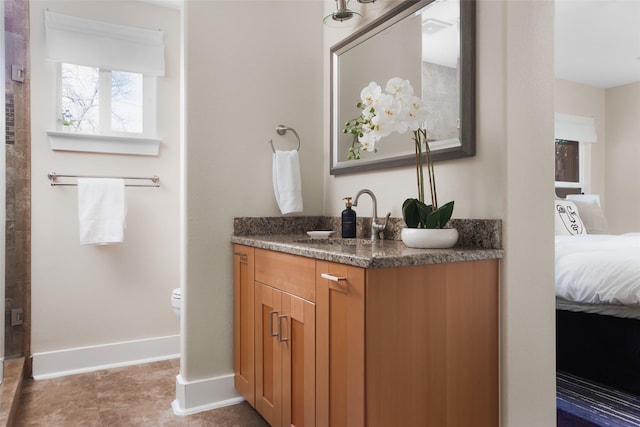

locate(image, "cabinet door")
[[233, 245, 255, 406], [281, 292, 316, 427], [316, 261, 365, 427], [255, 283, 283, 427], [365, 259, 499, 427], [256, 283, 316, 427]]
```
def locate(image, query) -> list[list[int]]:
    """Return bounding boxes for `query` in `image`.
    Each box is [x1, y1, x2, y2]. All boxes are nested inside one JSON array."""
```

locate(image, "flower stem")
[[414, 130, 425, 203], [425, 134, 437, 209]]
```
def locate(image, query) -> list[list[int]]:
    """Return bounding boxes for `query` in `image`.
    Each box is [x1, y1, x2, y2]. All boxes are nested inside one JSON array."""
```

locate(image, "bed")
[[555, 197, 640, 395]]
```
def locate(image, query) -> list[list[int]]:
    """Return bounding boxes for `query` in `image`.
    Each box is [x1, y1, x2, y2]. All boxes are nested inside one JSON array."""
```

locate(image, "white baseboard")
[[172, 373, 244, 416], [32, 335, 180, 379]]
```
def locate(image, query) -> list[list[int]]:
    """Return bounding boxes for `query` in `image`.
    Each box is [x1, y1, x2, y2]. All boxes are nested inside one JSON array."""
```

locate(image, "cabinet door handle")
[[321, 273, 347, 282], [233, 252, 248, 262], [269, 310, 279, 337], [278, 314, 289, 342]]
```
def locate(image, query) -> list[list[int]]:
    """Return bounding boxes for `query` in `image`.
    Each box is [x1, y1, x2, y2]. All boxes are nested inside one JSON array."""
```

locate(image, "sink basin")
[[293, 238, 376, 246]]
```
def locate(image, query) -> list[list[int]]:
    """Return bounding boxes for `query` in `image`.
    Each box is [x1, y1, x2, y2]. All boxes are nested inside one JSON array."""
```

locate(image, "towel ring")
[[268, 125, 301, 153]]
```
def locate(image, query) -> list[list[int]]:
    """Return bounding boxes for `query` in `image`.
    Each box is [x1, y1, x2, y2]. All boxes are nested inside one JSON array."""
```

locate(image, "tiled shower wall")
[[5, 0, 31, 361]]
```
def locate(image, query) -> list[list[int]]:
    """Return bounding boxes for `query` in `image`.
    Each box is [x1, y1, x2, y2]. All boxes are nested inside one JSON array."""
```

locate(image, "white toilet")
[[171, 288, 181, 316]]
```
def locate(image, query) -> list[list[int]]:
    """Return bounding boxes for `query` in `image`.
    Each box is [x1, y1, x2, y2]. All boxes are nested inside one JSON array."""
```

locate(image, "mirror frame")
[[329, 0, 476, 175]]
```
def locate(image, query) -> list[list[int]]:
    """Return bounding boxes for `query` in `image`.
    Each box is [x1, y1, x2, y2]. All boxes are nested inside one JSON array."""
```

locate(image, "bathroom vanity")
[[232, 220, 502, 427]]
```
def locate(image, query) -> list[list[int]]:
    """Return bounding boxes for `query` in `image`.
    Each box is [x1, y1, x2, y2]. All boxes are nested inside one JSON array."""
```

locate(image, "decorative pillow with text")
[[555, 200, 587, 236]]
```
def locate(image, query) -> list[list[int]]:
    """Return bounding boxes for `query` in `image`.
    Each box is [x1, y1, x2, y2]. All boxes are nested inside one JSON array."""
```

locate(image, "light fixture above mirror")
[[323, 0, 388, 27], [323, 0, 362, 26]]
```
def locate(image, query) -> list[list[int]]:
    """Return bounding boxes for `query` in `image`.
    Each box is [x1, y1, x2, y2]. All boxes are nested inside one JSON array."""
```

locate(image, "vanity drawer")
[[255, 249, 316, 302]]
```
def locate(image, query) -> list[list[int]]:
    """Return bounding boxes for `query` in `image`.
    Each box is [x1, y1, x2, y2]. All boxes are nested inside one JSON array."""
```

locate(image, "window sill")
[[47, 131, 161, 156]]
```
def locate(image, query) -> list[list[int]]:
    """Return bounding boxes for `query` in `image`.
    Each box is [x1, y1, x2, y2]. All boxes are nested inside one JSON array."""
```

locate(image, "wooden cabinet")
[[316, 261, 365, 427], [254, 249, 316, 427], [255, 283, 316, 427], [316, 258, 499, 427], [363, 260, 499, 427], [233, 245, 255, 406], [234, 244, 499, 427]]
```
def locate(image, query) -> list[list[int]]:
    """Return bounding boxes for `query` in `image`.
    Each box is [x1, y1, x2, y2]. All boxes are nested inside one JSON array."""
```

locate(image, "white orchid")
[[360, 81, 382, 109], [399, 95, 428, 132], [343, 77, 454, 229], [370, 114, 395, 138], [344, 78, 426, 149], [375, 94, 401, 125], [385, 77, 414, 97], [358, 130, 377, 152]]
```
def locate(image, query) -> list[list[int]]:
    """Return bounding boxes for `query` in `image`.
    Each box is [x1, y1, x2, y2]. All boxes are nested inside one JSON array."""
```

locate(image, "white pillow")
[[570, 199, 609, 234], [554, 200, 587, 235]]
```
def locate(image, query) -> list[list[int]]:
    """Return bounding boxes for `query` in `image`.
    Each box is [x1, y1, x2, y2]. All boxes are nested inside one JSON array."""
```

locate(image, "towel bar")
[[48, 172, 160, 187]]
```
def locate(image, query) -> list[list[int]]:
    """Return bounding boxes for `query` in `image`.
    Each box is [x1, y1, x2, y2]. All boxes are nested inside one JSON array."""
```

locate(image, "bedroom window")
[[555, 139, 583, 196], [554, 113, 597, 197]]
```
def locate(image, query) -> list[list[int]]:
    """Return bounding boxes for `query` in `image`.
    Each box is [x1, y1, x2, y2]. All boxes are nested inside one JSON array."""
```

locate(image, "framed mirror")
[[330, 0, 475, 175]]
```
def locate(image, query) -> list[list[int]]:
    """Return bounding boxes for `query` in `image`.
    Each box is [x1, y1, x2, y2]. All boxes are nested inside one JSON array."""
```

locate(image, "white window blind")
[[44, 10, 165, 76], [555, 113, 597, 144]]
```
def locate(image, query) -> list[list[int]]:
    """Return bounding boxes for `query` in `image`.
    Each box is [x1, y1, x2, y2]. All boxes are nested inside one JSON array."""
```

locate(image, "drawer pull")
[[321, 273, 347, 282], [278, 314, 289, 342], [269, 310, 279, 337]]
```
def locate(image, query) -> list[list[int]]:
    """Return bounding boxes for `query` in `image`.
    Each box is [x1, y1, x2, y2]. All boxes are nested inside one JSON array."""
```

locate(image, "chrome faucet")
[[352, 189, 391, 240]]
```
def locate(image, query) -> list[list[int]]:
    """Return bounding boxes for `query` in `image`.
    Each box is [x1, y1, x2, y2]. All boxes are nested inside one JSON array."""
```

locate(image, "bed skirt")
[[556, 309, 640, 395]]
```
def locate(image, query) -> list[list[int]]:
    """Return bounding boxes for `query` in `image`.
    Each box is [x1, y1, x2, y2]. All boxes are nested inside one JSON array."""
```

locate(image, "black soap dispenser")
[[341, 197, 357, 238]]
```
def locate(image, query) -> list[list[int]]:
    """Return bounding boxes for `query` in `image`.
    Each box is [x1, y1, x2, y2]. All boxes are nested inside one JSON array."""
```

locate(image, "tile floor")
[[1, 357, 26, 426], [14, 359, 269, 426]]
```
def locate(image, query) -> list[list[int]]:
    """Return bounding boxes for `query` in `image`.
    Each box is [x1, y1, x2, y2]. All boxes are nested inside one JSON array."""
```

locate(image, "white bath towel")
[[77, 178, 126, 245], [272, 150, 303, 214]]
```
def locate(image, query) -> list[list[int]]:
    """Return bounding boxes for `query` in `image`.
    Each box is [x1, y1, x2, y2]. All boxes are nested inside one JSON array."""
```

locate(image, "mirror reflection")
[[330, 0, 475, 175]]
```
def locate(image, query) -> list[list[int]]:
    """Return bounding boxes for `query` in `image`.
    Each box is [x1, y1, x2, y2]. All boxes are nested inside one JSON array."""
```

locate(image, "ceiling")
[[137, 0, 636, 89], [555, 0, 640, 89], [421, 0, 459, 68]]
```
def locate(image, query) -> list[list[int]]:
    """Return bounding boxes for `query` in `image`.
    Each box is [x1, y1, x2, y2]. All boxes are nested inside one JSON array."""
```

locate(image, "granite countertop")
[[231, 234, 503, 269], [232, 216, 503, 268]]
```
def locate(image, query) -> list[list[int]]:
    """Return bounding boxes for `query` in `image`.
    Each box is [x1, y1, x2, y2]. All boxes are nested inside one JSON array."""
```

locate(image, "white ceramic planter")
[[400, 228, 459, 249]]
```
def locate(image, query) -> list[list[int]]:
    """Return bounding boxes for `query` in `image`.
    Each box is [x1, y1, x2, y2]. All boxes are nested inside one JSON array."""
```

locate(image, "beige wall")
[[555, 79, 606, 202], [322, 1, 556, 426], [181, 1, 324, 380], [500, 3, 556, 425], [182, 0, 556, 424], [605, 82, 640, 233], [554, 79, 640, 234], [30, 1, 181, 352], [22, 0, 558, 424]]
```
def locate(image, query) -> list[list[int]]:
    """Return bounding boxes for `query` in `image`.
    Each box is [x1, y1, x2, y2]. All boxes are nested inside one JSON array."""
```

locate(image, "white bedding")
[[555, 233, 640, 306]]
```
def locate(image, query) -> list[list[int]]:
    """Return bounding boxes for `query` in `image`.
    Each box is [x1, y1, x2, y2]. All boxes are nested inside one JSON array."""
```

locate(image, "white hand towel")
[[272, 150, 303, 214], [77, 178, 126, 245]]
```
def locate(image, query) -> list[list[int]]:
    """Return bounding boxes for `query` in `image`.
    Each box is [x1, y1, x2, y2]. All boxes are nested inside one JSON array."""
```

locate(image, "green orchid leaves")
[[402, 199, 454, 229], [402, 198, 430, 228]]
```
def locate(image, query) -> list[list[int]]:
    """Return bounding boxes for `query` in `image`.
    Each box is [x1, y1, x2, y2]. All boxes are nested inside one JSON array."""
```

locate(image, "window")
[[555, 139, 579, 183], [555, 139, 583, 197], [45, 11, 164, 154], [554, 113, 597, 198], [59, 63, 156, 137]]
